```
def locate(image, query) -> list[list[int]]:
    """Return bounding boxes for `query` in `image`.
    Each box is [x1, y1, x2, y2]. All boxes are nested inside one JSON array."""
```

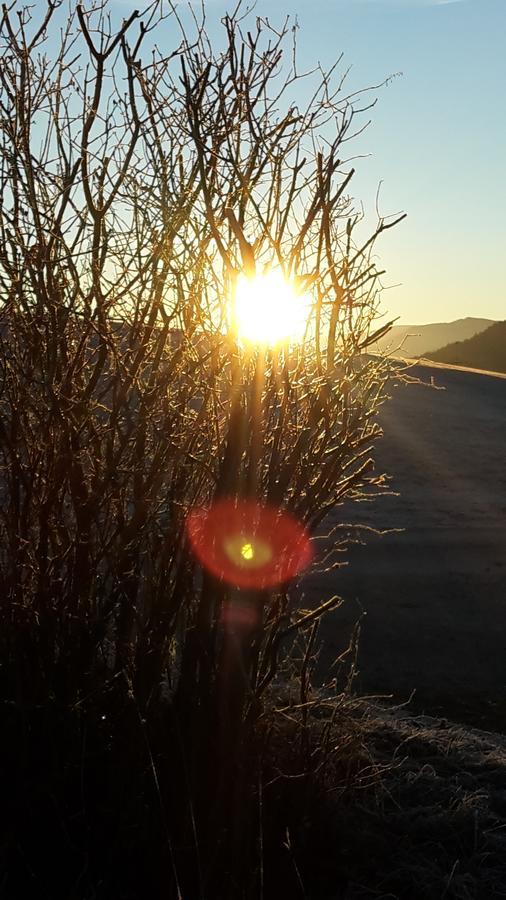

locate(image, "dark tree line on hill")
[[426, 321, 506, 374]]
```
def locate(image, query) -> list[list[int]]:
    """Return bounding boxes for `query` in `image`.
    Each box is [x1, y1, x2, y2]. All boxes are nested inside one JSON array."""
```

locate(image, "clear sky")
[[116, 0, 505, 324], [286, 0, 506, 326]]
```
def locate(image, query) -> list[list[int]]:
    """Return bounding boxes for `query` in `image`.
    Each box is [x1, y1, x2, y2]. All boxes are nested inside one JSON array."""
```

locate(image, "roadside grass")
[[3, 656, 506, 899], [304, 695, 506, 899]]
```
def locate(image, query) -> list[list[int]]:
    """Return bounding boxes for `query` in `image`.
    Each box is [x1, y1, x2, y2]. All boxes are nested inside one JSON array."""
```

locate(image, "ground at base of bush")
[[327, 697, 506, 899]]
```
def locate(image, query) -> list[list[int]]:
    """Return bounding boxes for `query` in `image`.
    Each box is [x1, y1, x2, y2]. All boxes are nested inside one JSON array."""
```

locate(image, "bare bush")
[[0, 2, 404, 895]]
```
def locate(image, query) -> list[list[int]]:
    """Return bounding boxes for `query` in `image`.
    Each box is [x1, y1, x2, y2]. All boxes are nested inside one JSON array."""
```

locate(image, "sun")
[[231, 269, 311, 346]]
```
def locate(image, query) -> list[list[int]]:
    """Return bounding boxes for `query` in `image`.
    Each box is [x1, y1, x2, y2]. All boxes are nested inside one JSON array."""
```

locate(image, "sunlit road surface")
[[302, 362, 506, 732]]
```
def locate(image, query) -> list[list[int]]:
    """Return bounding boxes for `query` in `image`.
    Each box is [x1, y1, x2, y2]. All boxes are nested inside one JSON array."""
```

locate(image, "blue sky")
[[114, 0, 505, 324], [292, 0, 506, 325]]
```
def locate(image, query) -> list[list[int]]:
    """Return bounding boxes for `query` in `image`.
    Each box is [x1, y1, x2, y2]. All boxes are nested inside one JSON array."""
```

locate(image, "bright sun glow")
[[232, 269, 312, 346]]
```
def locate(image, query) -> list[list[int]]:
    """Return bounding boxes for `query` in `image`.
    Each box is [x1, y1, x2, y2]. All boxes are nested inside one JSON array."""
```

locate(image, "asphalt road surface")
[[301, 362, 506, 733]]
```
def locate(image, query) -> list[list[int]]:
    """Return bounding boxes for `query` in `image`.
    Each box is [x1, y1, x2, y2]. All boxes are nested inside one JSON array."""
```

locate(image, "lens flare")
[[221, 601, 259, 630], [223, 533, 273, 569], [186, 498, 313, 589]]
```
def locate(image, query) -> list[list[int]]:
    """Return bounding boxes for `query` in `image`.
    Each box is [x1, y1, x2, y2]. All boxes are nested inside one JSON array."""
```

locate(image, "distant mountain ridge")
[[374, 317, 496, 358], [425, 320, 506, 374]]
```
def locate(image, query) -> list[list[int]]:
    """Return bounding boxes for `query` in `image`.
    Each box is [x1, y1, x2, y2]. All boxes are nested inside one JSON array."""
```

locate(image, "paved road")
[[301, 363, 506, 732]]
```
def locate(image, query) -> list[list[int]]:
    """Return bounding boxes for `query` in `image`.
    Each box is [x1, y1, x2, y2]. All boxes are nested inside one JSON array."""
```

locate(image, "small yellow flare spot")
[[223, 534, 273, 569]]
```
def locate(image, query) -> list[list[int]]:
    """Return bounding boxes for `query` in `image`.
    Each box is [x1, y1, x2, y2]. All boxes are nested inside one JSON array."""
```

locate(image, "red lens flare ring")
[[186, 498, 313, 589]]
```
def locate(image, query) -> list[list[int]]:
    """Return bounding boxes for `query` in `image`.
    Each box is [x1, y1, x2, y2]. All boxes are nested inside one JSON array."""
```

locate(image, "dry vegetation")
[[2, 2, 502, 898], [253, 684, 506, 899]]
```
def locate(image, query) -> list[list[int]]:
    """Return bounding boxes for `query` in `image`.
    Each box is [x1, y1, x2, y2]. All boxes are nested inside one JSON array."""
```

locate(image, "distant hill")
[[425, 320, 506, 374], [374, 317, 495, 358]]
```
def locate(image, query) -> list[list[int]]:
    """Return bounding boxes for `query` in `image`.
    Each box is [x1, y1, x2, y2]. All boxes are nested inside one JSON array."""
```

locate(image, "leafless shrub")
[[0, 1, 405, 895]]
